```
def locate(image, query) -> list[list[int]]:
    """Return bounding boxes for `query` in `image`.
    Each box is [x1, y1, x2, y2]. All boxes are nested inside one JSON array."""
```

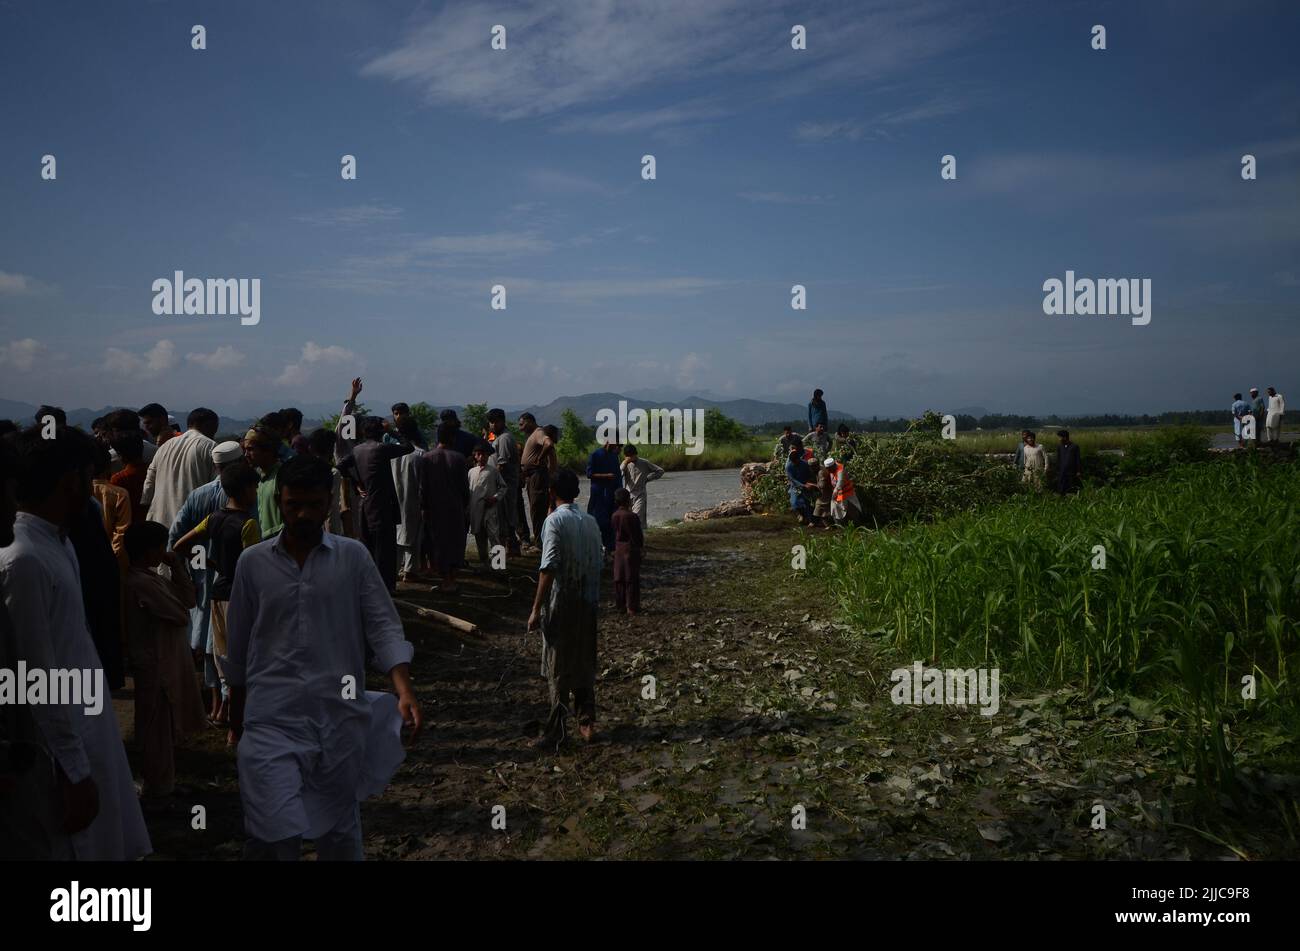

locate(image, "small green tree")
[[556, 408, 594, 464], [703, 407, 747, 442], [409, 401, 439, 439], [909, 409, 945, 438], [461, 402, 490, 439]]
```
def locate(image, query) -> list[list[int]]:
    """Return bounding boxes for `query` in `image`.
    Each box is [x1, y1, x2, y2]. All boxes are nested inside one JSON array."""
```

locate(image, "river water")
[[581, 467, 744, 527]]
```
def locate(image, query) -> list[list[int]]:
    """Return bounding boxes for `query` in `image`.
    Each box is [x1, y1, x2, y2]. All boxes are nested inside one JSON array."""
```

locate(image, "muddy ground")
[[122, 515, 1296, 860]]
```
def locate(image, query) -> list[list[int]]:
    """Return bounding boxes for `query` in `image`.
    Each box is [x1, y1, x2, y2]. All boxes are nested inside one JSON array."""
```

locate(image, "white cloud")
[[361, 1, 975, 124], [361, 1, 763, 120], [554, 100, 730, 135], [293, 204, 404, 227], [415, 232, 554, 256], [738, 191, 832, 205], [0, 272, 33, 294], [276, 341, 357, 387], [186, 345, 246, 370], [464, 275, 733, 305], [146, 340, 176, 373], [275, 363, 310, 388], [795, 91, 971, 143], [301, 342, 355, 364], [795, 120, 866, 142], [103, 340, 177, 377], [103, 348, 138, 376], [524, 169, 613, 195], [292, 230, 556, 293], [675, 351, 709, 389], [875, 95, 966, 126], [0, 271, 53, 295], [0, 338, 44, 371]]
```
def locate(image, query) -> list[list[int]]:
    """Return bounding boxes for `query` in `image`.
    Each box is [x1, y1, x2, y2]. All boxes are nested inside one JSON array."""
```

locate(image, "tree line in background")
[[760, 408, 1299, 434]]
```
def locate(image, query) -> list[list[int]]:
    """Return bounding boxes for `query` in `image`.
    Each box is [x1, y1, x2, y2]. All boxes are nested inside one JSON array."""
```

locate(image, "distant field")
[[747, 424, 1228, 457], [618, 426, 1237, 470], [946, 426, 1222, 455]]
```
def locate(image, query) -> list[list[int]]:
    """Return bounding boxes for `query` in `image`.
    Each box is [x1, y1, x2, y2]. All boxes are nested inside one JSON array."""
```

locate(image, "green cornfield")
[[810, 457, 1300, 786]]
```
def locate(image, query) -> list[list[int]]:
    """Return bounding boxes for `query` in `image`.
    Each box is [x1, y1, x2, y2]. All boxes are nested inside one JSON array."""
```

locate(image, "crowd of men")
[[1231, 386, 1287, 448], [779, 391, 1112, 516], [783, 383, 1294, 517], [778, 389, 863, 527], [0, 376, 665, 861]]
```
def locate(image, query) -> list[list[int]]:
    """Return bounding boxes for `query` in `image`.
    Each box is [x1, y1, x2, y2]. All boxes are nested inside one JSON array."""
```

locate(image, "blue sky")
[[1, 0, 1297, 418]]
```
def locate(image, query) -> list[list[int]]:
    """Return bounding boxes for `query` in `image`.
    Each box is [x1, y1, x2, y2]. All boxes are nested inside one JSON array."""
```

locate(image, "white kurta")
[[143, 429, 216, 528], [224, 531, 414, 842], [0, 513, 151, 860], [391, 451, 422, 547], [1022, 444, 1048, 484], [468, 464, 506, 536]]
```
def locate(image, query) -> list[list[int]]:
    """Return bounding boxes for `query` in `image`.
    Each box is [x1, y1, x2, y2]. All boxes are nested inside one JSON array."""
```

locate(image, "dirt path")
[[134, 515, 1290, 860]]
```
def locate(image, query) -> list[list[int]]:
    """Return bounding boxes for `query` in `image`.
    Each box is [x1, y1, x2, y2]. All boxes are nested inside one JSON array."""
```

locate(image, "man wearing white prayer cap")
[[212, 440, 243, 466], [167, 438, 246, 728]]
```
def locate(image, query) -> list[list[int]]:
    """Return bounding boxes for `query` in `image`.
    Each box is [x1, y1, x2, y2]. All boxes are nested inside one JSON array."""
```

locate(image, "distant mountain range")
[[2, 395, 1231, 436], [513, 393, 860, 428], [0, 393, 860, 433], [0, 399, 265, 439]]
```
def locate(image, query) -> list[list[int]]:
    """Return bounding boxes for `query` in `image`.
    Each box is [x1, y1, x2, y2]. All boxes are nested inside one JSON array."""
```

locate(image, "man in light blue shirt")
[[1231, 393, 1251, 447], [1249, 388, 1266, 444], [169, 439, 243, 723]]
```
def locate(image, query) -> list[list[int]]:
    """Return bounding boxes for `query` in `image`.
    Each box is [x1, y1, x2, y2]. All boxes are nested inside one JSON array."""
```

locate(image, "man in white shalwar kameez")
[[141, 408, 219, 528], [0, 426, 150, 860], [1265, 386, 1286, 446], [226, 455, 421, 861]]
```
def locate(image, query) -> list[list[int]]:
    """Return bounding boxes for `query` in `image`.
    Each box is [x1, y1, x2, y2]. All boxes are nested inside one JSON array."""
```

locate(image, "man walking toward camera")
[[226, 455, 422, 861]]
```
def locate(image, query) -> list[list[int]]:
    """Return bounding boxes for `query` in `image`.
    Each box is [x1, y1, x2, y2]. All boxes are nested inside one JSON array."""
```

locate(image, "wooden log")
[[392, 599, 481, 636]]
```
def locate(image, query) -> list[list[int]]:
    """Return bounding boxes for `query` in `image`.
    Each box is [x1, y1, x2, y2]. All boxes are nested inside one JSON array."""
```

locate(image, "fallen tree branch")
[[392, 599, 481, 636]]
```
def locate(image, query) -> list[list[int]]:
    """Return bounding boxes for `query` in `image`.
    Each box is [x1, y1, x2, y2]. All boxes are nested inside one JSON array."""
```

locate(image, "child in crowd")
[[122, 521, 206, 805], [813, 457, 835, 528], [611, 487, 644, 615], [468, 442, 506, 568]]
